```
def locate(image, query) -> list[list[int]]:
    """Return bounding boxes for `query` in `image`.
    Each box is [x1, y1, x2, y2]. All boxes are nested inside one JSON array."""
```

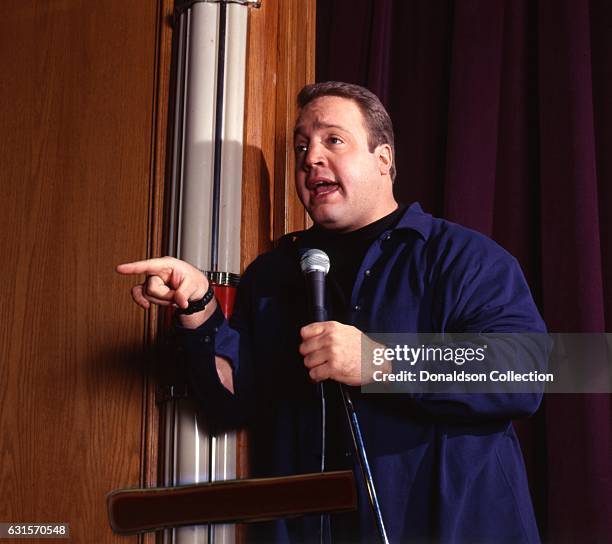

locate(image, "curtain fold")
[[538, 2, 610, 540], [316, 0, 611, 541]]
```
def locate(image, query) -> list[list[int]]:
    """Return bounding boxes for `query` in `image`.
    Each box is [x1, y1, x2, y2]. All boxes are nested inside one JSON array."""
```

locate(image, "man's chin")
[[307, 201, 357, 231], [310, 214, 350, 232]]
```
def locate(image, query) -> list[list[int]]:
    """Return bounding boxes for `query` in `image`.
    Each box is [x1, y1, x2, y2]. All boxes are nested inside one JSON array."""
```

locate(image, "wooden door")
[[0, 2, 171, 541]]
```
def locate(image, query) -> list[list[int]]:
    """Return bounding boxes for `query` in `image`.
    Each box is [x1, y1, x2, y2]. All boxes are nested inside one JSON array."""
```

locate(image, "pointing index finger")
[[116, 257, 175, 276]]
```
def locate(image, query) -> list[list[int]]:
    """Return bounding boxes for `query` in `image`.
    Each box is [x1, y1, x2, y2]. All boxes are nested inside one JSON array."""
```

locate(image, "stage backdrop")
[[316, 0, 611, 542]]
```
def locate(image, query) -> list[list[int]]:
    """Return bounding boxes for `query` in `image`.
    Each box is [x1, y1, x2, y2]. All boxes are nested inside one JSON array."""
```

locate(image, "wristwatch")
[[175, 284, 215, 315]]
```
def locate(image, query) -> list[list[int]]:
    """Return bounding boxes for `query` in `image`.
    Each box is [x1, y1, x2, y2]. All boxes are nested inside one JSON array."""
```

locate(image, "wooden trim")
[[141, 1, 175, 542]]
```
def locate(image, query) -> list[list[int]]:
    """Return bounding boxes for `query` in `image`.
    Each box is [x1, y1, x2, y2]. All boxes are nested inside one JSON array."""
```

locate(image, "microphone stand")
[[338, 384, 389, 544], [312, 307, 389, 544]]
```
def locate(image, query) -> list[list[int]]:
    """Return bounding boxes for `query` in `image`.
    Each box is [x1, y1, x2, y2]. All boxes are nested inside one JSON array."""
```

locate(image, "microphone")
[[299, 249, 331, 323]]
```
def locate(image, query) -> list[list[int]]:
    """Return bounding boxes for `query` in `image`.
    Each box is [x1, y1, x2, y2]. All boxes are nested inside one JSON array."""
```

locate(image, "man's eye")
[[295, 143, 308, 153], [329, 137, 343, 145]]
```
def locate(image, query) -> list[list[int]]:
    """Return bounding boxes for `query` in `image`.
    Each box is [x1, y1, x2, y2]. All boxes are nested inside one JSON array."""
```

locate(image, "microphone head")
[[299, 248, 331, 275]]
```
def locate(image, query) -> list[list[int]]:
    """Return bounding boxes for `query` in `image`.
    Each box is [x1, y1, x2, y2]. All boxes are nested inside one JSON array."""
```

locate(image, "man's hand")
[[116, 256, 215, 329], [299, 321, 388, 386], [117, 257, 233, 392]]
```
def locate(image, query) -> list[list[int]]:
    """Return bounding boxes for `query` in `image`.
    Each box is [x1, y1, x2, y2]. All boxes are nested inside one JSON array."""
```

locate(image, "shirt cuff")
[[174, 303, 226, 339]]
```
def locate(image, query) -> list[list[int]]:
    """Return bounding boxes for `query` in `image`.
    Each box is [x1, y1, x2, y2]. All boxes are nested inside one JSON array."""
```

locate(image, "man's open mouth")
[[309, 180, 340, 196]]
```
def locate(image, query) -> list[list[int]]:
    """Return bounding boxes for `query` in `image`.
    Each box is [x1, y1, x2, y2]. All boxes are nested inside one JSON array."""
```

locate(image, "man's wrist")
[[176, 283, 215, 315], [177, 297, 218, 329], [361, 336, 393, 385]]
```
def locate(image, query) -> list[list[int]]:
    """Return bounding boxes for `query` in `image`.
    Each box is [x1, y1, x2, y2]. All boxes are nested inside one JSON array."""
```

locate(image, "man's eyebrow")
[[293, 122, 347, 138]]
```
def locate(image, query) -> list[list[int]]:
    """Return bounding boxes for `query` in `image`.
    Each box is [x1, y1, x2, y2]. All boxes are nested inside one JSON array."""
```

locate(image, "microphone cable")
[[319, 381, 326, 544]]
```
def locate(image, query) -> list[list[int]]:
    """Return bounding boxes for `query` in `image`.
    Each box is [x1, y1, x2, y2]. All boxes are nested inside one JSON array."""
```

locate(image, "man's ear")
[[376, 144, 393, 176]]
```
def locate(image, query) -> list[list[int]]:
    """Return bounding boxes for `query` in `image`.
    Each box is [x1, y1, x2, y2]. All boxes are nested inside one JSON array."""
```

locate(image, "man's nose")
[[303, 142, 326, 169]]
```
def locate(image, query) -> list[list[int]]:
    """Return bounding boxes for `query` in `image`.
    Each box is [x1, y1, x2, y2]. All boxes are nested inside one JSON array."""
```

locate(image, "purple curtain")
[[317, 0, 611, 541]]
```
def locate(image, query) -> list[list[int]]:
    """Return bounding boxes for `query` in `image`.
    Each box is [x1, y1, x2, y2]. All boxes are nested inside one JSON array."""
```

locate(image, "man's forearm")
[[177, 298, 235, 393], [215, 355, 234, 394]]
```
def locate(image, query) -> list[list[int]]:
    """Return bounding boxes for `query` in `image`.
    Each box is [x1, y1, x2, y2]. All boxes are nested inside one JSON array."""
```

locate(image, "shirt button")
[[383, 233, 392, 240], [353, 305, 361, 312], [213, 327, 219, 333], [364, 269, 371, 277], [202, 335, 211, 343]]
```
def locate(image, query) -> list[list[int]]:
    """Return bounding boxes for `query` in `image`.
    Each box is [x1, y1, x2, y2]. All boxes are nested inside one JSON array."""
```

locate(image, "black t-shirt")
[[299, 204, 407, 320]]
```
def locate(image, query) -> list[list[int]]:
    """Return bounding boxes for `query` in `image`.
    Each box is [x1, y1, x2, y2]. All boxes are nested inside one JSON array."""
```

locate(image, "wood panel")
[[273, 0, 317, 241], [241, 0, 316, 269], [0, 1, 171, 542]]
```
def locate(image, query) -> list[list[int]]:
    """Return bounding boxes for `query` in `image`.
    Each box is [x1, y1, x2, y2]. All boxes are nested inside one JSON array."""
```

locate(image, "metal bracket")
[[206, 270, 241, 287], [198, 269, 241, 287], [175, 0, 261, 15], [157, 383, 189, 403]]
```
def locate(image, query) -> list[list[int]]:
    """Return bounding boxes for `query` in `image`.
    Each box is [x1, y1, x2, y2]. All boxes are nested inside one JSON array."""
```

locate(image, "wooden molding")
[[142, 1, 175, 542]]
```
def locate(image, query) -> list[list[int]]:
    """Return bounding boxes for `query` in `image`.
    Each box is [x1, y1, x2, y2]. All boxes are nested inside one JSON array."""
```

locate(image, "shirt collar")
[[391, 202, 432, 240], [282, 202, 432, 246]]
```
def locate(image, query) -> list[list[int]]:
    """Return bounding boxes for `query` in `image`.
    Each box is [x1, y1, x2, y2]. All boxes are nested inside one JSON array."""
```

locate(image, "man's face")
[[293, 96, 394, 232]]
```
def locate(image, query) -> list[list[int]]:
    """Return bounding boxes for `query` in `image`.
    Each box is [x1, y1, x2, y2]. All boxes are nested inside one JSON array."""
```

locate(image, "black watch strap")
[[175, 284, 215, 315]]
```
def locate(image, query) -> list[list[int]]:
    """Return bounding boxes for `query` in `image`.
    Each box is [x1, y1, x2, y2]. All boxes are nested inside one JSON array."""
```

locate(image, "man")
[[118, 82, 547, 543]]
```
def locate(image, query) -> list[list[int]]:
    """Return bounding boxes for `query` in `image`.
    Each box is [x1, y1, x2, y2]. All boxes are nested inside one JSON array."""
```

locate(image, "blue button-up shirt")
[[178, 203, 547, 543]]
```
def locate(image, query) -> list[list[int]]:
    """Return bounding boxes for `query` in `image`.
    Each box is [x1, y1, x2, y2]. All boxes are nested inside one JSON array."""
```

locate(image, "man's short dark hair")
[[297, 81, 396, 180]]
